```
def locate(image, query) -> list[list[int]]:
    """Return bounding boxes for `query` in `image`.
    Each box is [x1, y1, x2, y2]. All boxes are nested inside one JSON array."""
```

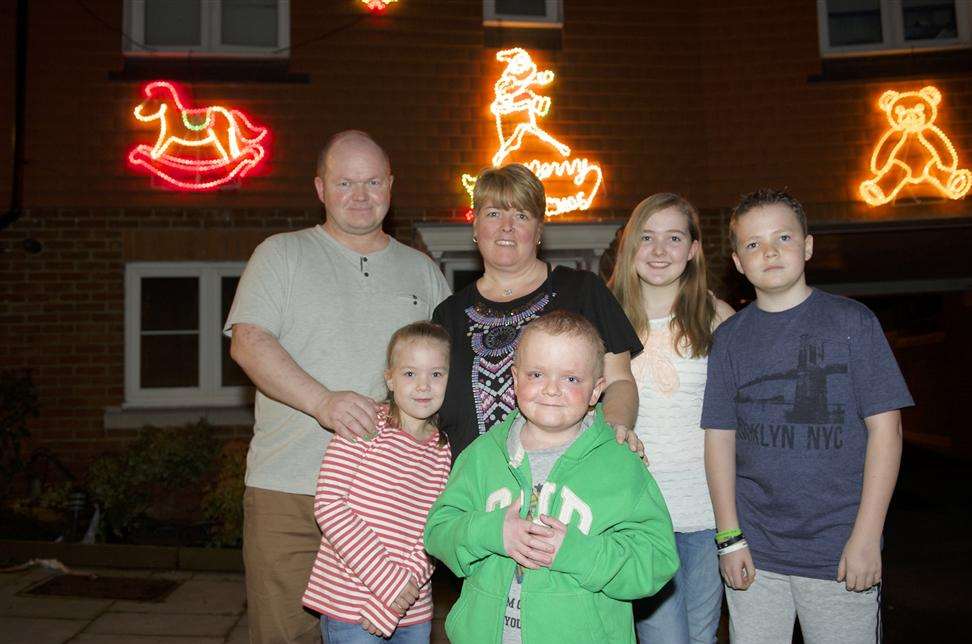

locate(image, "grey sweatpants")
[[725, 569, 880, 644]]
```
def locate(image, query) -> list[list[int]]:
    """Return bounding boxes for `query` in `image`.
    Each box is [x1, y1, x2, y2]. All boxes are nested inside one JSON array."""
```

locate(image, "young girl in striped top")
[[303, 321, 452, 643], [610, 194, 734, 644]]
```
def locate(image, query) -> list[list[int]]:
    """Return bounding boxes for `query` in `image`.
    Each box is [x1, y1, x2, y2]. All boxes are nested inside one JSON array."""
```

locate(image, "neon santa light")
[[461, 48, 603, 217], [128, 81, 269, 191], [859, 86, 970, 206]]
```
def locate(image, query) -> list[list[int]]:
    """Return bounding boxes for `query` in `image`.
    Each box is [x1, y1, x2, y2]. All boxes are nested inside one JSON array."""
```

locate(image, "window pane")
[[903, 0, 957, 40], [145, 0, 202, 47], [827, 0, 883, 46], [221, 276, 252, 387], [495, 0, 547, 17], [222, 0, 279, 47], [141, 277, 198, 332], [141, 334, 199, 388]]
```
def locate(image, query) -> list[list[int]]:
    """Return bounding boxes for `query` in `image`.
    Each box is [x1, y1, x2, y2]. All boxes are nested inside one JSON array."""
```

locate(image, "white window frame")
[[818, 0, 972, 57], [124, 262, 251, 408], [484, 0, 563, 29], [123, 0, 290, 58]]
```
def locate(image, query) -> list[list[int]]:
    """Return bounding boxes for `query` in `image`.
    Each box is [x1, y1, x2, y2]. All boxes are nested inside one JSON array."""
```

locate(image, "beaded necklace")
[[465, 266, 557, 435]]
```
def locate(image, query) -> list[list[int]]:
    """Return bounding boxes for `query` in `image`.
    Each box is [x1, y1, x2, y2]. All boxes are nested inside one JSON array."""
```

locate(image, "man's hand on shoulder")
[[313, 390, 378, 441]]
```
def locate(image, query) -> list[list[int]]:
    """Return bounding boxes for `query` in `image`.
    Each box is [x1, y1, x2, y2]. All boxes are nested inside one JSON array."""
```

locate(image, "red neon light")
[[362, 0, 398, 11], [128, 81, 269, 191]]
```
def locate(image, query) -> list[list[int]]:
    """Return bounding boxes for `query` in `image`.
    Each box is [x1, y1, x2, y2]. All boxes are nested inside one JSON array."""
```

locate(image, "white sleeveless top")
[[632, 315, 715, 533]]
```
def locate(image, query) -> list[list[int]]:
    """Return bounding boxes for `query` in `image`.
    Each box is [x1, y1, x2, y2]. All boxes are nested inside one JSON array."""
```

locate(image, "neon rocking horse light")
[[128, 81, 269, 191], [461, 48, 603, 217]]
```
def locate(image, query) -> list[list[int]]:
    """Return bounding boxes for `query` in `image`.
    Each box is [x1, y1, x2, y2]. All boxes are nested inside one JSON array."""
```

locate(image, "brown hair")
[[472, 164, 546, 221], [729, 188, 807, 250], [385, 321, 451, 447], [515, 311, 606, 379], [609, 193, 716, 358]]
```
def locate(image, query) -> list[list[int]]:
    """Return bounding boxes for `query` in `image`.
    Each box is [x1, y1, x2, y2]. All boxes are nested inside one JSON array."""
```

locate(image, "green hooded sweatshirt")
[[425, 405, 679, 644]]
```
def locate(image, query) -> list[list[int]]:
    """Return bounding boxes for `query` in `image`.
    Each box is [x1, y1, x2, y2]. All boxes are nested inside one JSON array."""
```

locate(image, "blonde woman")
[[610, 193, 734, 644], [433, 164, 644, 458]]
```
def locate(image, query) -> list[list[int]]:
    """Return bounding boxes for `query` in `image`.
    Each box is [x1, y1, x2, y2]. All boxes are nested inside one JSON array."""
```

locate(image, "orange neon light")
[[128, 81, 269, 191], [859, 86, 970, 206], [362, 0, 397, 10], [461, 48, 603, 217]]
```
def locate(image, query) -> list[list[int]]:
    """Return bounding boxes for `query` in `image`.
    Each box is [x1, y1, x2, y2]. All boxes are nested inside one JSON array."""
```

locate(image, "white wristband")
[[717, 540, 749, 557]]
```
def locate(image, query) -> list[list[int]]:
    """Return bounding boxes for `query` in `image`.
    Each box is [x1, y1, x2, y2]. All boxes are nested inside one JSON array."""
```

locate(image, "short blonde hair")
[[473, 164, 545, 220], [316, 130, 390, 179], [515, 311, 605, 379]]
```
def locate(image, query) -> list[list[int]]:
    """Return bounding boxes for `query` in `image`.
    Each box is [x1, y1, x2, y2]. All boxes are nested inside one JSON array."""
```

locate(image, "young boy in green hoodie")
[[425, 311, 679, 644]]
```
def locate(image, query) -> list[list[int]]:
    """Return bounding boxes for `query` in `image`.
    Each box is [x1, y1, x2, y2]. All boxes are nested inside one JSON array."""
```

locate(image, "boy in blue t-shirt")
[[702, 189, 913, 643]]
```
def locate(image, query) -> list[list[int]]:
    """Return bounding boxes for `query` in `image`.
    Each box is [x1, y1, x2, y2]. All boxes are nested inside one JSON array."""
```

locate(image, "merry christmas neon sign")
[[461, 48, 603, 217], [128, 81, 269, 191], [859, 86, 970, 206]]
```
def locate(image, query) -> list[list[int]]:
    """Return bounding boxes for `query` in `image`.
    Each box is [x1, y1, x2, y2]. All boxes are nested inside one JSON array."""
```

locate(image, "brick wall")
[[1, 0, 970, 468]]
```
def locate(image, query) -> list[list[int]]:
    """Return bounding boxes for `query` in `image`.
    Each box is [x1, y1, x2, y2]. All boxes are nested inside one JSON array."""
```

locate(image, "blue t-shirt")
[[701, 289, 913, 580]]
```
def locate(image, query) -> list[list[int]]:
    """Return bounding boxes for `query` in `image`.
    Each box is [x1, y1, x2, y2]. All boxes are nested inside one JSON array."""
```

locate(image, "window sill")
[[109, 58, 309, 84], [808, 48, 972, 83], [104, 405, 254, 430]]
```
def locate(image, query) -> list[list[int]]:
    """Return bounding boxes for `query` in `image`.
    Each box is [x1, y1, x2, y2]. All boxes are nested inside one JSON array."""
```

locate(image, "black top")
[[432, 265, 643, 458]]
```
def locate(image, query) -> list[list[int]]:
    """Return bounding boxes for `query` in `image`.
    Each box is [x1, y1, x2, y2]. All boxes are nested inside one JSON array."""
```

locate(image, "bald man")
[[225, 131, 451, 643]]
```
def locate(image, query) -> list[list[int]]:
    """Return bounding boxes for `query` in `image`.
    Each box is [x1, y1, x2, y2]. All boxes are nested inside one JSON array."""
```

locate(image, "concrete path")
[[1, 566, 249, 644], [0, 566, 455, 644]]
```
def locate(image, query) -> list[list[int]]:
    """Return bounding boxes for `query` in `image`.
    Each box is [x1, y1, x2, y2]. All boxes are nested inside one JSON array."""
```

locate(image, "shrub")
[[201, 438, 248, 547], [86, 421, 217, 540], [0, 370, 40, 499]]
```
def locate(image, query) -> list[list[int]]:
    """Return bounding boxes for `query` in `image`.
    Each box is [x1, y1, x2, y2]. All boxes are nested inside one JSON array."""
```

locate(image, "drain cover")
[[24, 574, 180, 602]]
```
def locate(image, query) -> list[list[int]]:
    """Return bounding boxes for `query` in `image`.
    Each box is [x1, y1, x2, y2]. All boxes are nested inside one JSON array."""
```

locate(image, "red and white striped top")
[[302, 406, 452, 637]]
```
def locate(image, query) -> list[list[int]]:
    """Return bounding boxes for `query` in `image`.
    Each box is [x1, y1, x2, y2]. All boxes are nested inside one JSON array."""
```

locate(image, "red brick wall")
[[1, 0, 970, 467]]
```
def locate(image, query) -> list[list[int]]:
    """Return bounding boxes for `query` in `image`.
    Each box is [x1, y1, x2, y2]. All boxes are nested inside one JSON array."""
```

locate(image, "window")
[[818, 0, 971, 56], [484, 0, 563, 28], [125, 263, 252, 407], [124, 0, 290, 57]]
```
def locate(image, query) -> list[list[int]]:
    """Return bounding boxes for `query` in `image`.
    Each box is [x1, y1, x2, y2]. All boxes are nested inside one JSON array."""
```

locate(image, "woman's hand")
[[610, 423, 647, 464]]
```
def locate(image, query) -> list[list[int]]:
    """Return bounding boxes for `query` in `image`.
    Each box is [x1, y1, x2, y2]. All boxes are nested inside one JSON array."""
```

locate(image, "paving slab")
[[0, 592, 113, 619], [0, 616, 87, 644], [110, 578, 244, 615], [86, 611, 238, 638], [70, 635, 224, 644], [0, 570, 32, 589], [190, 571, 246, 582], [226, 625, 249, 644]]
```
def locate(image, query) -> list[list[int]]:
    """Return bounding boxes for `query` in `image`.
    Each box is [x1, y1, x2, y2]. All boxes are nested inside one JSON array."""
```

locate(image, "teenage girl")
[[303, 321, 453, 643], [610, 193, 734, 644]]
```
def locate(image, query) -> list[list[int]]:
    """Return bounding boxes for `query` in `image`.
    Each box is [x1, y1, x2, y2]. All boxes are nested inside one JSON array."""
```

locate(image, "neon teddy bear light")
[[859, 86, 970, 206]]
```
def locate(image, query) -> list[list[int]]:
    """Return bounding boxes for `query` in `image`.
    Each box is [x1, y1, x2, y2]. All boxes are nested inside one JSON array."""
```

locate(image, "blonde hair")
[[385, 321, 451, 447], [472, 164, 546, 220], [515, 311, 606, 379], [316, 130, 390, 179], [609, 193, 716, 358]]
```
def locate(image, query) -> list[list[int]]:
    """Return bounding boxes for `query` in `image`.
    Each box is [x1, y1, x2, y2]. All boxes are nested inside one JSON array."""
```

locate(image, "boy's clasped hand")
[[502, 498, 568, 569]]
